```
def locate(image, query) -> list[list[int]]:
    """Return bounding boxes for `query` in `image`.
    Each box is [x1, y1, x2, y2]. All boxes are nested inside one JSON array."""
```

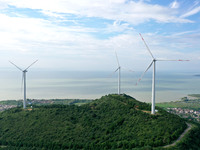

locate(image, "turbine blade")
[[115, 51, 120, 67], [9, 61, 23, 71], [136, 60, 154, 85], [121, 67, 134, 72], [139, 33, 155, 59], [25, 60, 38, 70], [108, 67, 119, 77], [21, 73, 24, 93], [156, 59, 190, 61], [177, 59, 190, 61]]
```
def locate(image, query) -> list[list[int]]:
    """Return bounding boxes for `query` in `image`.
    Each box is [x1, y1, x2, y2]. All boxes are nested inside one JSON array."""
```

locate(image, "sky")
[[0, 0, 200, 72]]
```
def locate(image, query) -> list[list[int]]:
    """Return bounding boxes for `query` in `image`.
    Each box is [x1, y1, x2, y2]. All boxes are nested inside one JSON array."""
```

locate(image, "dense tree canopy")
[[0, 94, 194, 149]]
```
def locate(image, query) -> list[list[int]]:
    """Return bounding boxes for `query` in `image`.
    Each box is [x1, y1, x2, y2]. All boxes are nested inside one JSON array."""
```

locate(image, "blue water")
[[0, 69, 200, 102]]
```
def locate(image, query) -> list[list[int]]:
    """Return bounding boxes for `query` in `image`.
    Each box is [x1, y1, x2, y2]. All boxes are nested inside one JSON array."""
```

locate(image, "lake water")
[[0, 69, 200, 103]]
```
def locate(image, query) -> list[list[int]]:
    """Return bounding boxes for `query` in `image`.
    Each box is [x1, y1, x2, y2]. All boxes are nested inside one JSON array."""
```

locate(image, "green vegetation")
[[188, 94, 200, 98], [156, 101, 200, 110], [156, 95, 200, 123], [50, 99, 92, 105], [163, 122, 200, 150], [0, 99, 93, 107], [156, 96, 200, 110], [0, 100, 22, 106], [0, 94, 190, 149]]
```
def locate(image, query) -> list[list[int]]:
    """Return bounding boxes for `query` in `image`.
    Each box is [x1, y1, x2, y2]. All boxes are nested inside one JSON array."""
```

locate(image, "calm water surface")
[[0, 69, 200, 103]]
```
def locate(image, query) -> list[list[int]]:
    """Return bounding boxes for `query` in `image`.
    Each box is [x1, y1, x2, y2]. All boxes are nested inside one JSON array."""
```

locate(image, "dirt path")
[[163, 123, 192, 148]]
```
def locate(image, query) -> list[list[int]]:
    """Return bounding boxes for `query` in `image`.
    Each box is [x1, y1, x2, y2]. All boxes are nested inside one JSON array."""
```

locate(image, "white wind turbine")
[[114, 51, 121, 95], [112, 51, 134, 95], [9, 60, 38, 109], [137, 33, 189, 114]]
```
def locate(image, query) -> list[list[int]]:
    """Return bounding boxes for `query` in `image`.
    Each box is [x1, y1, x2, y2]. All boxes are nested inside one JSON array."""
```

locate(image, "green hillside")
[[0, 94, 199, 149]]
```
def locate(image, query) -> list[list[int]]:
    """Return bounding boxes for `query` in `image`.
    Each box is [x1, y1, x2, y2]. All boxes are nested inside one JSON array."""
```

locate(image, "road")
[[163, 123, 192, 148]]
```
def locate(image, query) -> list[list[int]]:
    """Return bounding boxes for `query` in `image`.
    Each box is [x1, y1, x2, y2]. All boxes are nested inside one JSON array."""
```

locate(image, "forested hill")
[[0, 94, 199, 149]]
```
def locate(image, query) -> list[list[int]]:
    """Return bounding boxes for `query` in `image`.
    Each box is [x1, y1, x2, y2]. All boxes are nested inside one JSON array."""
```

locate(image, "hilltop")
[[0, 94, 199, 149]]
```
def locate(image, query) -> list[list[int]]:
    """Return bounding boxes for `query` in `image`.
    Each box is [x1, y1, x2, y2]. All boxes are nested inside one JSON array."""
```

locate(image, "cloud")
[[0, 13, 131, 67], [103, 20, 134, 33], [0, 10, 197, 70], [0, 0, 199, 71], [2, 0, 192, 24], [194, 0, 200, 6], [40, 10, 65, 19], [170, 0, 179, 9], [181, 6, 200, 18], [0, 13, 142, 70], [0, 0, 8, 9]]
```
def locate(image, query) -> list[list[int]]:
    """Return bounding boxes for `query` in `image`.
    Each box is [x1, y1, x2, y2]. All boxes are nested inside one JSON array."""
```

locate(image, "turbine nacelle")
[[115, 66, 121, 72]]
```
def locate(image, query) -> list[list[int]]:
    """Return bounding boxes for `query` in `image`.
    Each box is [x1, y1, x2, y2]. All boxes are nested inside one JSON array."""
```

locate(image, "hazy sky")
[[0, 0, 199, 71]]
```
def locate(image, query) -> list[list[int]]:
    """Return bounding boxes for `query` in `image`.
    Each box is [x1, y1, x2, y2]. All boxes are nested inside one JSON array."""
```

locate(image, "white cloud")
[[104, 20, 134, 33], [0, 13, 133, 68], [2, 0, 192, 24], [181, 6, 200, 18], [0, 0, 8, 9], [194, 0, 200, 6], [170, 0, 179, 9], [0, 10, 198, 71], [41, 10, 65, 19], [0, 0, 199, 71]]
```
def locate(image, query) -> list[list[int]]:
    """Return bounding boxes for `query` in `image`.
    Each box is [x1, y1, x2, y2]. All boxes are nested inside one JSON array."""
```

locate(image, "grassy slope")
[[156, 100, 200, 110], [156, 94, 200, 110], [0, 94, 189, 149]]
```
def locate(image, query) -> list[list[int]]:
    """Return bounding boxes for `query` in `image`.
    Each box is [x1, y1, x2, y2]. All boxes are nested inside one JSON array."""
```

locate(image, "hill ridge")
[[0, 94, 199, 149]]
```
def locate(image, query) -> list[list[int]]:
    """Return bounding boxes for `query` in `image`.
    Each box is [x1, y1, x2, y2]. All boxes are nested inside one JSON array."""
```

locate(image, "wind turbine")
[[137, 33, 189, 114], [114, 51, 121, 95], [110, 51, 134, 95], [9, 60, 38, 109]]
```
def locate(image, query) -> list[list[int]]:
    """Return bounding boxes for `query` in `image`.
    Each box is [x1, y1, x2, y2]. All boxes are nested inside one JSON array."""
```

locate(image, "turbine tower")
[[115, 51, 121, 95], [137, 33, 189, 114], [9, 60, 38, 109]]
